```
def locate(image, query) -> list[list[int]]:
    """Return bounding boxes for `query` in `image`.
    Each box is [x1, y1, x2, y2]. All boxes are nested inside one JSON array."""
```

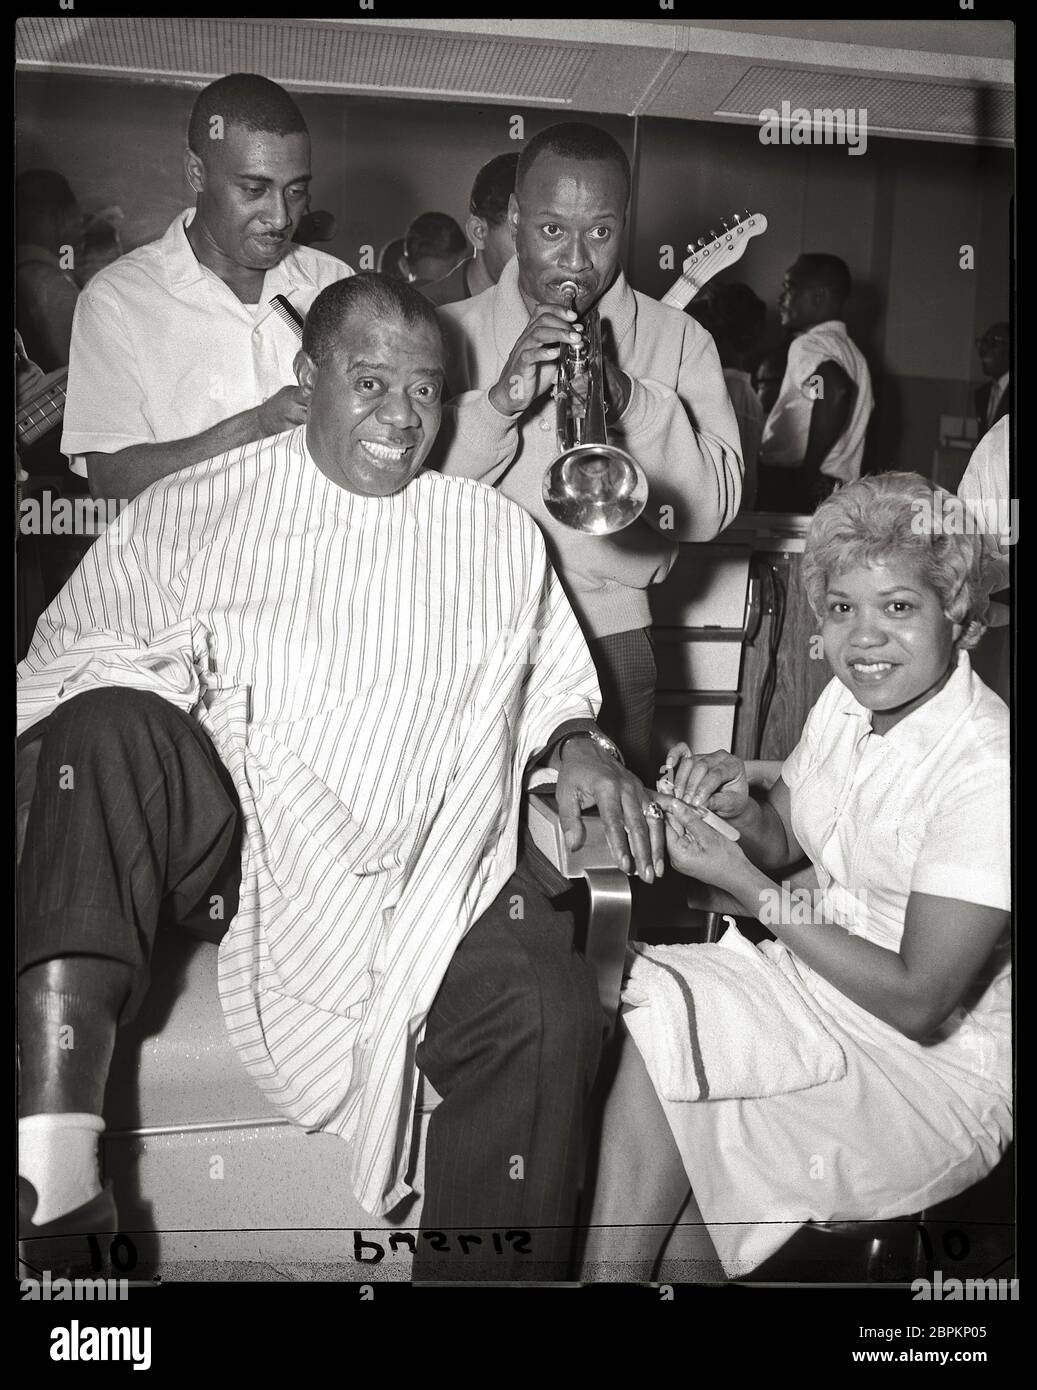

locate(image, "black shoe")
[[18, 1176, 119, 1281]]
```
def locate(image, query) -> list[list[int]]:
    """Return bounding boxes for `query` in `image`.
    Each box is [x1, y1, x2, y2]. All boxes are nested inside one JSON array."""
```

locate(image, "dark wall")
[[633, 114, 1012, 476], [18, 72, 1011, 474]]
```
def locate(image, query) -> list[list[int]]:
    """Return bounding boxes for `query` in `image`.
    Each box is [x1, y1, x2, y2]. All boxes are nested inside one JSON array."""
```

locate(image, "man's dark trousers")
[[18, 688, 604, 1280]]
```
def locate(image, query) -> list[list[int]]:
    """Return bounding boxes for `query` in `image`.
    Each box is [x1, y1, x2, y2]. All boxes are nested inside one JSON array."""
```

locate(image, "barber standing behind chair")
[[61, 73, 353, 505], [432, 122, 743, 778], [757, 254, 873, 513]]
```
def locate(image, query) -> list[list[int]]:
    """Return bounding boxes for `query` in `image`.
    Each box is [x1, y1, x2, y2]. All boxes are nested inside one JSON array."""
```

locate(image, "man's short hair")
[[469, 153, 520, 225], [516, 122, 631, 203], [403, 212, 467, 267], [302, 272, 446, 367], [188, 73, 307, 156], [795, 253, 852, 309]]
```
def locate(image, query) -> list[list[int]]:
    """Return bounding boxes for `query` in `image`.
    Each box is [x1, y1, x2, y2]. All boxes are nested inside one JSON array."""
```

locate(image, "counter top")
[[686, 511, 814, 553]]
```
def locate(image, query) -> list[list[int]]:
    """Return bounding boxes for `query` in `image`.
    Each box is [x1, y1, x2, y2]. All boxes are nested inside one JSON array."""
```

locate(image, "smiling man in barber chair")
[[17, 273, 666, 1283]]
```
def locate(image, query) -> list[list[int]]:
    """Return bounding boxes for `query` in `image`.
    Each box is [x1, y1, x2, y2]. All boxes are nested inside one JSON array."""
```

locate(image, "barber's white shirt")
[[760, 320, 874, 483], [61, 208, 352, 475]]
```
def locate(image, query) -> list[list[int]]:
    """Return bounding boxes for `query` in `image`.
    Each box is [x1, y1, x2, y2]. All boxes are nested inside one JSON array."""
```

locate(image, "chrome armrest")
[[527, 788, 632, 1035]]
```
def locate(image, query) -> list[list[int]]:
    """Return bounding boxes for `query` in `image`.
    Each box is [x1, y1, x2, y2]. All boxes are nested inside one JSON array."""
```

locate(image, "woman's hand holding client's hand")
[[655, 792, 750, 893], [653, 744, 756, 894], [660, 743, 750, 819]]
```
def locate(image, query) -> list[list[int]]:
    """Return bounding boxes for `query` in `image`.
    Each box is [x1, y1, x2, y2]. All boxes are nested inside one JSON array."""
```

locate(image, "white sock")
[[19, 1113, 105, 1226]]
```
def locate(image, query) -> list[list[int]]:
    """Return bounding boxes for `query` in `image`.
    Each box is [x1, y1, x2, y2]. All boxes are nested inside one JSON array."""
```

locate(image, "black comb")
[[270, 294, 305, 337]]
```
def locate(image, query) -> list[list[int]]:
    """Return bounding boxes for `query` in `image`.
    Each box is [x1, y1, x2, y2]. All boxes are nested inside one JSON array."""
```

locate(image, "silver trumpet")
[[542, 281, 649, 535]]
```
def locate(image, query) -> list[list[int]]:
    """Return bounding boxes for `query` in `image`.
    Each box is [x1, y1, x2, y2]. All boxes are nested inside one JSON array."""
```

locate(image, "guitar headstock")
[[659, 210, 769, 311], [682, 210, 768, 280]]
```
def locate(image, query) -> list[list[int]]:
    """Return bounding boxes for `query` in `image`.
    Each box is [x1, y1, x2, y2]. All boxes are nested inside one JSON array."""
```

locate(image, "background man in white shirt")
[[758, 253, 874, 511], [61, 73, 353, 503]]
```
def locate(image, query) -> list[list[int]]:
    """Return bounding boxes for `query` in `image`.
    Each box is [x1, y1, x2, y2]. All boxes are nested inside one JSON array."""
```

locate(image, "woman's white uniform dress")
[[639, 650, 1011, 1276]]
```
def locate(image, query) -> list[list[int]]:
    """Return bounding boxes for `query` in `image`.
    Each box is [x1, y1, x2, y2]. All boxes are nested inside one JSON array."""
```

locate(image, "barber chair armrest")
[[527, 788, 632, 1035]]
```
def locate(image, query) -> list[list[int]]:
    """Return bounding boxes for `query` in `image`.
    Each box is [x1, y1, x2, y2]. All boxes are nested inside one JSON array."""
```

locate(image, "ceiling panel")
[[712, 65, 1013, 143], [15, 15, 1014, 144], [15, 16, 594, 105]]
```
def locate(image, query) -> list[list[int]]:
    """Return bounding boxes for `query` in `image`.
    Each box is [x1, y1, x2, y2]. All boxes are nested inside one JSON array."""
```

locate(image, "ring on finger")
[[643, 801, 665, 821]]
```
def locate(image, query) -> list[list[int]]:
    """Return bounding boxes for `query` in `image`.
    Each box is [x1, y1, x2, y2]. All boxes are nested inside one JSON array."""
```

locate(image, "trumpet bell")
[[542, 443, 649, 535]]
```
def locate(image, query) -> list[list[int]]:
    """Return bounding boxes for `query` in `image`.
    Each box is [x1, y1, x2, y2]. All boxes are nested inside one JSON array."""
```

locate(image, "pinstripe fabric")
[[17, 425, 601, 1216]]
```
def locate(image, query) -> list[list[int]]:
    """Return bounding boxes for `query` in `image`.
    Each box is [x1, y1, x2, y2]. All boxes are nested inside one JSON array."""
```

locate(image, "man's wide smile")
[[359, 439, 416, 463]]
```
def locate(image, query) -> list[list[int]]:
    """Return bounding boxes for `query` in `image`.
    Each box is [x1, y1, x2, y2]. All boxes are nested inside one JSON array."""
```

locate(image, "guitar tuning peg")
[[696, 237, 708, 249], [731, 211, 742, 223]]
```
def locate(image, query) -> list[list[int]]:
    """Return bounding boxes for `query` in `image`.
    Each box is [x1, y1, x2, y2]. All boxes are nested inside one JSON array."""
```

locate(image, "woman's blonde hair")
[[801, 472, 989, 650]]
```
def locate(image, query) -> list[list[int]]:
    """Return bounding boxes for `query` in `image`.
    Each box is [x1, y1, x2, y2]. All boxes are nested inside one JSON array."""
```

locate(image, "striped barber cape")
[[17, 424, 600, 1215]]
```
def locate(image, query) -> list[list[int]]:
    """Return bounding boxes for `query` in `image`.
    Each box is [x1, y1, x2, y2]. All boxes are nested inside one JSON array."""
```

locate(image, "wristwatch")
[[557, 728, 625, 766]]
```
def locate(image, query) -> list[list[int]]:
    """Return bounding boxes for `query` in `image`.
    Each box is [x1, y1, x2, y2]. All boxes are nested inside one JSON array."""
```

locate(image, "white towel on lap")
[[622, 927, 846, 1102]]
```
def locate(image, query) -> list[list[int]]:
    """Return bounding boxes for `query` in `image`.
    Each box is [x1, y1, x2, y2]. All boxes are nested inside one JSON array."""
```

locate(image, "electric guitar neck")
[[659, 211, 768, 310]]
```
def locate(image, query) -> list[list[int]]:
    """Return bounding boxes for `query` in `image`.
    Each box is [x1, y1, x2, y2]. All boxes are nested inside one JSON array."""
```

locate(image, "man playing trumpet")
[[432, 121, 744, 781]]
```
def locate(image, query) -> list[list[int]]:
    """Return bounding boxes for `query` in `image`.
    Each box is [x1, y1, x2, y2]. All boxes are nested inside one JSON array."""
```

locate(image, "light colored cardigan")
[[433, 257, 743, 638]]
